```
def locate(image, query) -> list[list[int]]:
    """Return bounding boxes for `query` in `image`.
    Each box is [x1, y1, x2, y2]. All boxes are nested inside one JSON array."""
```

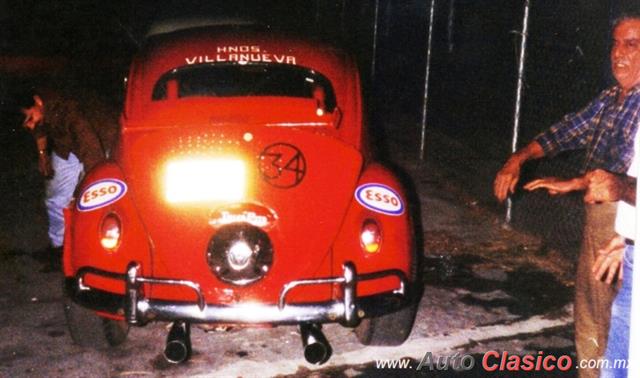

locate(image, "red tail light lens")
[[360, 219, 381, 253], [100, 213, 122, 251]]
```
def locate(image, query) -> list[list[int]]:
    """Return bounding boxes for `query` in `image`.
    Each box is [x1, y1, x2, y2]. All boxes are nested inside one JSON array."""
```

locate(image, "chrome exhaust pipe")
[[164, 321, 192, 364], [300, 323, 332, 364]]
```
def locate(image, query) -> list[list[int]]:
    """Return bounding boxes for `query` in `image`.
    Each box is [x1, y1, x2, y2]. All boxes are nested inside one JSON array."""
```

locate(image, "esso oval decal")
[[77, 179, 127, 212], [355, 184, 404, 216]]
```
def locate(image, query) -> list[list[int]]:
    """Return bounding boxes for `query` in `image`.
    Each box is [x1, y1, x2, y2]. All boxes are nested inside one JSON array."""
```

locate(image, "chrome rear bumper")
[[65, 262, 410, 327]]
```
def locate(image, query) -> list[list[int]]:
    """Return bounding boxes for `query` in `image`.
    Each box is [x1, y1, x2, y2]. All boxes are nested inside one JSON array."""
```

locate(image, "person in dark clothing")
[[16, 87, 105, 270]]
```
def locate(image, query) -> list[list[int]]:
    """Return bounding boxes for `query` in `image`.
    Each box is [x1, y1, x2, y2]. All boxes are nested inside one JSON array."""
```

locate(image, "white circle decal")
[[355, 184, 404, 216], [77, 179, 127, 212]]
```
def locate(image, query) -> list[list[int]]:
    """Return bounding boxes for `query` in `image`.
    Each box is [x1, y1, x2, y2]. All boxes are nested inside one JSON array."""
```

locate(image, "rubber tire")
[[63, 298, 129, 349], [355, 299, 418, 346], [356, 232, 421, 346]]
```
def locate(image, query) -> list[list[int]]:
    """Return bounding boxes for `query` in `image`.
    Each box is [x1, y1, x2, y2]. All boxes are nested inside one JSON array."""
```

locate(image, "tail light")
[[360, 219, 381, 253], [100, 213, 122, 251]]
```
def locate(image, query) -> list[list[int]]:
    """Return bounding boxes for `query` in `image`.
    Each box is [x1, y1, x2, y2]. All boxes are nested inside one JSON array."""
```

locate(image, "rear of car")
[[63, 26, 418, 364]]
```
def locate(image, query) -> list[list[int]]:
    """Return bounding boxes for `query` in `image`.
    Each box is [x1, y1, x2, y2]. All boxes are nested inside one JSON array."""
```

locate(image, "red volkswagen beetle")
[[63, 24, 418, 364]]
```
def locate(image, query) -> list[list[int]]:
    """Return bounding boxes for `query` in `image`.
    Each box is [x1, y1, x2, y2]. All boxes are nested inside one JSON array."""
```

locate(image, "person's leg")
[[45, 152, 84, 248], [601, 244, 633, 378], [574, 203, 618, 378]]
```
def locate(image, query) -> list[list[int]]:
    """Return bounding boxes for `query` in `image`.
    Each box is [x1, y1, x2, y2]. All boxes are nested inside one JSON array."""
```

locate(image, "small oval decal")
[[209, 203, 277, 229], [77, 179, 127, 212], [355, 184, 404, 216]]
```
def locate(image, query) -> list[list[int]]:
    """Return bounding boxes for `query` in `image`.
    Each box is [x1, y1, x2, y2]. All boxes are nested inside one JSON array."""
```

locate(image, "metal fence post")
[[419, 0, 436, 161], [447, 0, 456, 53], [506, 0, 531, 224], [370, 0, 380, 85]]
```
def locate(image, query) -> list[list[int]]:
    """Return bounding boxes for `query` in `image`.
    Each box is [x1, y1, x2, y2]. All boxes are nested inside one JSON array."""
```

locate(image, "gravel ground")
[[0, 126, 579, 377]]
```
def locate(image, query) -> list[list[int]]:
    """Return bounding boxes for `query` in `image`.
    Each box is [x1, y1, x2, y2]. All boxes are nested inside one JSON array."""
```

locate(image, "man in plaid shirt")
[[494, 14, 640, 378]]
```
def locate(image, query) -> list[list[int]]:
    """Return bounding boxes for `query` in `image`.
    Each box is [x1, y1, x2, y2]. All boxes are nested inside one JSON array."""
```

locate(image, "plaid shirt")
[[535, 85, 640, 174]]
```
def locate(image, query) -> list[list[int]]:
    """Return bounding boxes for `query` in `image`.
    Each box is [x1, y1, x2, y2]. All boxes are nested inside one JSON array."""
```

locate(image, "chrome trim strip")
[[69, 261, 410, 325], [278, 277, 344, 310], [140, 300, 346, 324], [137, 277, 205, 311], [358, 269, 408, 296], [265, 122, 331, 127], [125, 262, 141, 324], [65, 280, 408, 324], [342, 262, 357, 326], [78, 264, 206, 317]]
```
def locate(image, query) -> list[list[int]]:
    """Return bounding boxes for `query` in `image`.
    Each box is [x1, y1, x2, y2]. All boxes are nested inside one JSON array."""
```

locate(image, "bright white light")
[[165, 158, 246, 203], [101, 236, 119, 250], [100, 215, 121, 251], [227, 241, 253, 270], [360, 221, 381, 253], [361, 230, 376, 245]]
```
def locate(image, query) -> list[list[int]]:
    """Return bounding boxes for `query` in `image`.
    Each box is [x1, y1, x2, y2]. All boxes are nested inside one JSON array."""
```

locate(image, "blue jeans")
[[601, 244, 633, 378], [45, 152, 84, 247]]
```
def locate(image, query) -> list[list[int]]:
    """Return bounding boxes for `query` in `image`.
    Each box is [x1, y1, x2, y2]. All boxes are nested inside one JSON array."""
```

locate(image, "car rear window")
[[152, 63, 337, 111]]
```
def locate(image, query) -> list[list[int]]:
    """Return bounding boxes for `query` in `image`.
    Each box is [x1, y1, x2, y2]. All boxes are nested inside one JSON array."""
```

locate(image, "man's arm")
[[493, 141, 545, 202], [67, 102, 105, 173], [33, 127, 52, 178], [583, 169, 636, 205], [493, 90, 612, 202], [523, 175, 589, 195]]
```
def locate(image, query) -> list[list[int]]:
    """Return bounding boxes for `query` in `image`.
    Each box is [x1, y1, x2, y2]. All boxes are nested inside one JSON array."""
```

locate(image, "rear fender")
[[64, 162, 151, 295], [332, 163, 413, 296]]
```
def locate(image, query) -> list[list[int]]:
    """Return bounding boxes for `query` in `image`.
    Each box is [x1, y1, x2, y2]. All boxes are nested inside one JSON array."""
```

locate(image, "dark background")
[[0, 0, 637, 256], [0, 1, 618, 126]]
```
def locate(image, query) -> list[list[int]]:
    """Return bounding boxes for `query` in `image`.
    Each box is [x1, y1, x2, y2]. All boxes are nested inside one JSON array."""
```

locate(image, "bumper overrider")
[[64, 262, 411, 327]]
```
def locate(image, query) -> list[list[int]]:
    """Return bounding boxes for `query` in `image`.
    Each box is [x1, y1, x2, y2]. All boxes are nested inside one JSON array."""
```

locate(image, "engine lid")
[[118, 122, 363, 302]]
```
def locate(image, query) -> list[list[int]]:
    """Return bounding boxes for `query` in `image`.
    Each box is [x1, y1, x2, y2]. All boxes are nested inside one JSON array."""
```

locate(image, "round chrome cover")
[[206, 224, 274, 285]]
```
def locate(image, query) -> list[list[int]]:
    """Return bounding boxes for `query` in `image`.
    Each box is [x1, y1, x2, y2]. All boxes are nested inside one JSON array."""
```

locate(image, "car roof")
[[131, 26, 353, 107], [124, 25, 364, 151], [141, 26, 346, 70], [145, 17, 259, 39]]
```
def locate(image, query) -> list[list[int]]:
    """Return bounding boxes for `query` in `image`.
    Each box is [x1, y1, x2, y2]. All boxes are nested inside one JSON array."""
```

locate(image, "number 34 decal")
[[258, 143, 306, 188]]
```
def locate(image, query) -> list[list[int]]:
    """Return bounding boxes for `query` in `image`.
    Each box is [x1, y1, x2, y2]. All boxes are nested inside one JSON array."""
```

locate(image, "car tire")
[[63, 298, 129, 349], [354, 299, 418, 346], [356, 233, 421, 346]]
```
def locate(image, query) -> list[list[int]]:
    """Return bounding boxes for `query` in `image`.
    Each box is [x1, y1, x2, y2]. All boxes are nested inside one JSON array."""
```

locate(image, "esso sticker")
[[355, 184, 404, 216], [77, 179, 127, 212]]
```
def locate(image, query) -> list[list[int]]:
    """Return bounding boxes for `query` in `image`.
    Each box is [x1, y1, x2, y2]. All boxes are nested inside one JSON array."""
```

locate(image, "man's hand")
[[494, 159, 522, 202], [523, 176, 588, 195], [38, 153, 53, 178], [493, 141, 545, 202], [593, 235, 625, 284], [583, 169, 635, 204]]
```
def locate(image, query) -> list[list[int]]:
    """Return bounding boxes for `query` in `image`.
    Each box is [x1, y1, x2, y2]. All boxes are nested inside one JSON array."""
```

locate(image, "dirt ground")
[[0, 112, 580, 377]]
